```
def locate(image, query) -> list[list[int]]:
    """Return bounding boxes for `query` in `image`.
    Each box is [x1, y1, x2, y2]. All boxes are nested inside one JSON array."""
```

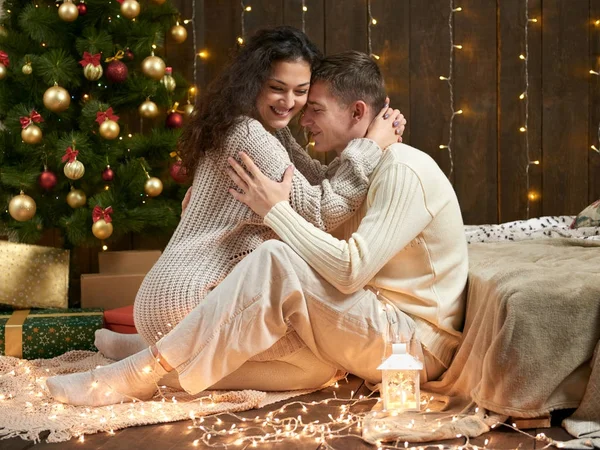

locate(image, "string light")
[[439, 1, 463, 178], [191, 0, 198, 87], [592, 20, 600, 157], [239, 1, 249, 45], [367, 1, 379, 60], [301, 0, 307, 33], [524, 0, 541, 218]]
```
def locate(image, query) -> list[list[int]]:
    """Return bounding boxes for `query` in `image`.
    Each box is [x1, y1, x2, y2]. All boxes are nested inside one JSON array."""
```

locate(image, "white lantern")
[[377, 342, 423, 412]]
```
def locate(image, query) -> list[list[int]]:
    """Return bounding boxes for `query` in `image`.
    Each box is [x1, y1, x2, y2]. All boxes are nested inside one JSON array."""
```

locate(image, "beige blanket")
[[365, 239, 600, 447]]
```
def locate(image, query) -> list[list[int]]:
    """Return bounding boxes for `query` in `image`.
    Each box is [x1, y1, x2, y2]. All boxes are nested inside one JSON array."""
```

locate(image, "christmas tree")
[[0, 0, 193, 248]]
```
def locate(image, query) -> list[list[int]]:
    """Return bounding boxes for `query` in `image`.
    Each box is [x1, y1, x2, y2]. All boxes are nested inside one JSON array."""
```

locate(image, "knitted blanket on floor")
[[364, 239, 600, 448], [0, 351, 317, 444]]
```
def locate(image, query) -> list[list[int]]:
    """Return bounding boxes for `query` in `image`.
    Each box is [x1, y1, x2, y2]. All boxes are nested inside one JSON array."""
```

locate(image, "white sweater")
[[264, 144, 469, 367], [133, 117, 382, 345]]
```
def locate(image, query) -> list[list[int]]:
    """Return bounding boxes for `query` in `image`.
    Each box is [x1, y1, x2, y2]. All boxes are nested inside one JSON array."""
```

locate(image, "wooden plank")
[[498, 0, 542, 222], [202, 2, 240, 87], [244, 0, 285, 39], [542, 1, 589, 216], [590, 1, 600, 205], [409, 0, 454, 178], [324, 0, 368, 54], [511, 414, 551, 429], [370, 0, 410, 142], [453, 0, 498, 225], [283, 0, 325, 52]]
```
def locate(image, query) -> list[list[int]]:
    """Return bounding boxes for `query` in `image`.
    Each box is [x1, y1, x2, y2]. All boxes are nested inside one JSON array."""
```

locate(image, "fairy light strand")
[[366, 1, 379, 60], [239, 1, 249, 45], [524, 0, 536, 218], [592, 21, 600, 155], [191, 0, 198, 87], [439, 3, 463, 178], [301, 0, 307, 33]]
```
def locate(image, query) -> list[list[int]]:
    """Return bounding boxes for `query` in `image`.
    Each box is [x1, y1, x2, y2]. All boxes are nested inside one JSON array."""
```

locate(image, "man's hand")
[[366, 97, 406, 150], [227, 152, 294, 218], [181, 186, 192, 216]]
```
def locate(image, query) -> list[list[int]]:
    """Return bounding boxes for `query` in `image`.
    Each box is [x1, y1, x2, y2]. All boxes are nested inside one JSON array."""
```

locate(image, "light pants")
[[156, 240, 441, 395]]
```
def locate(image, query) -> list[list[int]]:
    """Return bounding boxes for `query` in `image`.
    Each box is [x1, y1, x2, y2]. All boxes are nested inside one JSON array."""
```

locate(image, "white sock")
[[46, 348, 167, 406], [94, 329, 148, 361]]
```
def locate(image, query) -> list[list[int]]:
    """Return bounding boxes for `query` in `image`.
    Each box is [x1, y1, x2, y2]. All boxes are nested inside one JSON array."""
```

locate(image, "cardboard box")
[[0, 308, 104, 359], [104, 305, 137, 334], [80, 273, 146, 309], [98, 250, 161, 275]]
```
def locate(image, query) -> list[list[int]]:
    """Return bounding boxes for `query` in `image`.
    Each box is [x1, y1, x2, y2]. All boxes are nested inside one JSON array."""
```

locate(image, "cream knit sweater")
[[264, 144, 469, 368], [134, 117, 382, 345]]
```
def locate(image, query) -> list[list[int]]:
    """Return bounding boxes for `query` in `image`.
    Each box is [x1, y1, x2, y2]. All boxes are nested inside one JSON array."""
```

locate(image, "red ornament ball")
[[166, 112, 183, 129], [102, 166, 115, 182], [125, 49, 134, 61], [77, 2, 87, 15], [105, 60, 128, 83], [170, 161, 188, 184], [39, 170, 58, 190]]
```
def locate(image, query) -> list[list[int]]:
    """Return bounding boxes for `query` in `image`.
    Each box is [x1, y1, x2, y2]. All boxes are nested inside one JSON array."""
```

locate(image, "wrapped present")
[[81, 273, 146, 309], [98, 250, 161, 274], [104, 305, 137, 334], [0, 241, 69, 309], [0, 308, 103, 359]]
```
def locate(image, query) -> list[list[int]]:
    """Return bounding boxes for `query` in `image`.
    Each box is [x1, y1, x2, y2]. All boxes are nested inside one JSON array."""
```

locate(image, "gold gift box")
[[0, 241, 69, 309]]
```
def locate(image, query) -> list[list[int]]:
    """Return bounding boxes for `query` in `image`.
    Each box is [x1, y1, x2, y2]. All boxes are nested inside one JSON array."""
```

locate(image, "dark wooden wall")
[[32, 0, 599, 303], [171, 0, 600, 226]]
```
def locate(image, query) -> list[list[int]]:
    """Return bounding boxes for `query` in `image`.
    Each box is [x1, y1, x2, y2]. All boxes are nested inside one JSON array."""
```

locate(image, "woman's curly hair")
[[178, 26, 322, 175]]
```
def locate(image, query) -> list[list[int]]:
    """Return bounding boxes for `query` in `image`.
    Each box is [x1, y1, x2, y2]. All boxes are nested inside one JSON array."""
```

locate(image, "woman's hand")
[[181, 186, 192, 216], [366, 97, 406, 150], [227, 152, 295, 218]]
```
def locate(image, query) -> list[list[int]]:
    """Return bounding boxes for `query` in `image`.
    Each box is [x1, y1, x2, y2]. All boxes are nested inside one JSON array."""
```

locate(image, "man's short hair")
[[311, 51, 386, 115]]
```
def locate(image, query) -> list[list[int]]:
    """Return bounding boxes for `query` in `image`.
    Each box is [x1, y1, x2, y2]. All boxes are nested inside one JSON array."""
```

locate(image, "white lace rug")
[[0, 351, 318, 444]]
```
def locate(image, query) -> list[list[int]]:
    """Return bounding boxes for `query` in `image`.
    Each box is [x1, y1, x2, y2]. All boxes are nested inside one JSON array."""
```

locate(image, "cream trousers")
[[156, 240, 442, 394]]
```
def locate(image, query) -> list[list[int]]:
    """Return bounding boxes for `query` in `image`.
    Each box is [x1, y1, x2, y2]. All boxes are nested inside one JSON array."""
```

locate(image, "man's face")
[[300, 81, 360, 153]]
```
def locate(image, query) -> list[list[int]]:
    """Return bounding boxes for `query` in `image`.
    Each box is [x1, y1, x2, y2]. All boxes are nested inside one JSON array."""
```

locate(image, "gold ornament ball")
[[144, 177, 163, 197], [170, 25, 188, 44], [161, 74, 176, 92], [92, 219, 113, 240], [43, 85, 71, 112], [99, 119, 120, 140], [64, 159, 85, 180], [9, 192, 36, 222], [21, 125, 43, 144], [183, 103, 195, 118], [66, 188, 87, 208], [58, 1, 79, 22], [139, 100, 159, 119], [83, 63, 103, 81], [120, 0, 141, 20], [0, 63, 7, 80], [141, 55, 166, 80], [22, 63, 32, 75]]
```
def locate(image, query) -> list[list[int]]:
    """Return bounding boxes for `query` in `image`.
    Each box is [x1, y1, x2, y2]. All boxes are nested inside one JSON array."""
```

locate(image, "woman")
[[91, 26, 403, 392]]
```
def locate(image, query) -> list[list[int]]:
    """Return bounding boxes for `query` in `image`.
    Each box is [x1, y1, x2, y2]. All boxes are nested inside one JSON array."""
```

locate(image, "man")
[[47, 52, 467, 406]]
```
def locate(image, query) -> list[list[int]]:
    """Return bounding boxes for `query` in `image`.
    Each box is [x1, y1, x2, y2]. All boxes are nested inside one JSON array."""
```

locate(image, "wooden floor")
[[2, 376, 572, 449]]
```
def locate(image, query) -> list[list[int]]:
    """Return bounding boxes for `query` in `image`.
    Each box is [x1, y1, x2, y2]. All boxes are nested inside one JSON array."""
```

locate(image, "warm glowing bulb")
[[102, 245, 108, 251], [198, 50, 208, 59], [371, 18, 377, 25], [519, 93, 525, 100], [531, 160, 540, 165], [456, 109, 463, 114], [245, 6, 252, 11], [528, 191, 539, 201], [439, 76, 448, 80], [529, 18, 538, 23], [590, 70, 599, 75], [303, 5, 308, 11], [371, 54, 380, 60], [520, 126, 527, 132], [142, 366, 152, 374], [237, 37, 244, 44], [439, 145, 448, 149], [453, 7, 462, 12], [519, 54, 526, 60], [152, 44, 157, 50], [596, 19, 600, 26], [189, 86, 197, 95], [453, 44, 463, 49], [591, 145, 600, 153]]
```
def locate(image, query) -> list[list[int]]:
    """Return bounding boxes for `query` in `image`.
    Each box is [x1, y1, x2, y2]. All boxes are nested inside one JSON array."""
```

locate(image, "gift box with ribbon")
[[0, 308, 104, 359]]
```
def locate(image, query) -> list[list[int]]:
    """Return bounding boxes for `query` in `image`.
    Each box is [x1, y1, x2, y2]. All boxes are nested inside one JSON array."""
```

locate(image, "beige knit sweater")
[[134, 117, 382, 345], [264, 144, 469, 368]]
